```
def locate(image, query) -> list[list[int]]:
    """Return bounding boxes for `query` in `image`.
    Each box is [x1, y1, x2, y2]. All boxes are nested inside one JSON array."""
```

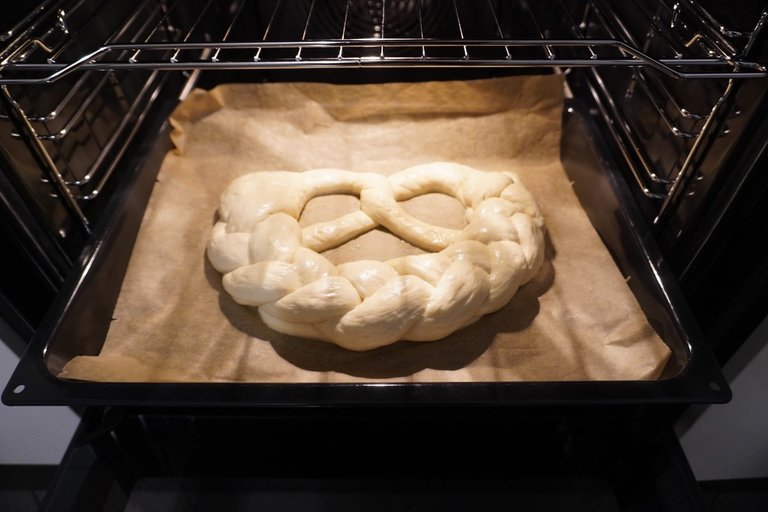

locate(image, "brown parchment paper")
[[60, 75, 671, 383]]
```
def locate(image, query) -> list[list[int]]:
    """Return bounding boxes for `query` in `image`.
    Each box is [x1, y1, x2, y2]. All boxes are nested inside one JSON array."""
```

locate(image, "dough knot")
[[207, 162, 545, 350]]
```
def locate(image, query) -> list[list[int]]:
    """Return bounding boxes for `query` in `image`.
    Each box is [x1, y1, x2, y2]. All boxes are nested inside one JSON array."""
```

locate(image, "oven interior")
[[2, 0, 767, 406]]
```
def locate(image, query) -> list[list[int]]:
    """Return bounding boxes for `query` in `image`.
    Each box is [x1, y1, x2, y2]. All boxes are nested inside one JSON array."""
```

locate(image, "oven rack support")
[[581, 1, 767, 225]]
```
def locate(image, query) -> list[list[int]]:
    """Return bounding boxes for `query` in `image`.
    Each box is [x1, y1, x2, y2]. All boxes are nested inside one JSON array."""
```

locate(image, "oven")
[[1, 1, 767, 510]]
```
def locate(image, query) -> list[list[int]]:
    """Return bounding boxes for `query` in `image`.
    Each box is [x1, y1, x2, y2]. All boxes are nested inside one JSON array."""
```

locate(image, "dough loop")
[[207, 162, 545, 350]]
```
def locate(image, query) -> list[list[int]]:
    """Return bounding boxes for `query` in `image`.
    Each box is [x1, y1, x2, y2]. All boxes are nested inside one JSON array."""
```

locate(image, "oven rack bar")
[[1, 0, 767, 85], [1, 39, 766, 85]]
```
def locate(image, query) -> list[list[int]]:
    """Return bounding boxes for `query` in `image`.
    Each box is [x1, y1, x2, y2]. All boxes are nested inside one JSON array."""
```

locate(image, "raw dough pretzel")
[[207, 162, 545, 351]]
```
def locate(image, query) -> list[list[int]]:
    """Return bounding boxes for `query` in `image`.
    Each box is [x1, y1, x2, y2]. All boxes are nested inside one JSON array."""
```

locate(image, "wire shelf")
[[1, 0, 767, 236], [1, 0, 766, 85]]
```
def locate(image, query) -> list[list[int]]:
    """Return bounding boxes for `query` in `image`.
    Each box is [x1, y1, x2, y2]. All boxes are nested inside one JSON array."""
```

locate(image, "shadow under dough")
[[205, 232, 556, 380]]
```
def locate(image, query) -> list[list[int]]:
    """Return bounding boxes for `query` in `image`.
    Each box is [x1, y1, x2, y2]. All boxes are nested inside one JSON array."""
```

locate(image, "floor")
[[0, 465, 56, 511], [1, 466, 766, 511], [700, 479, 768, 512]]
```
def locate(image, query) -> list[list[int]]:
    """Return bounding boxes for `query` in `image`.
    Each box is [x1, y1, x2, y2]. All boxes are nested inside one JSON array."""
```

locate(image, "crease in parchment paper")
[[60, 75, 671, 383]]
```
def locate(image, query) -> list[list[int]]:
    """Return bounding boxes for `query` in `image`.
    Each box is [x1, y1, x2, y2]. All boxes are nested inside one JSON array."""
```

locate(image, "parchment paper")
[[60, 75, 671, 382]]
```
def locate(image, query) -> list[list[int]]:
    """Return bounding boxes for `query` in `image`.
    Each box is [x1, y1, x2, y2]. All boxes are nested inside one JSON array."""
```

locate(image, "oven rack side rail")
[[1, 0, 767, 86]]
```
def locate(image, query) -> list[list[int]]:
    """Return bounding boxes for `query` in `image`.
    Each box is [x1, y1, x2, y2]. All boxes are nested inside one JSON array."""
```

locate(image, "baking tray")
[[2, 93, 731, 406]]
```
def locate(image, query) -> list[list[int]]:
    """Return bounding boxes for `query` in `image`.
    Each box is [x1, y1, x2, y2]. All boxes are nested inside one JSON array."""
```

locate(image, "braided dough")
[[207, 162, 545, 351]]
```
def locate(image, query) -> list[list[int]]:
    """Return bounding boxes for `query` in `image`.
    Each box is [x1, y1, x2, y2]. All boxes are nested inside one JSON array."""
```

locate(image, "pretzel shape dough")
[[207, 162, 545, 351]]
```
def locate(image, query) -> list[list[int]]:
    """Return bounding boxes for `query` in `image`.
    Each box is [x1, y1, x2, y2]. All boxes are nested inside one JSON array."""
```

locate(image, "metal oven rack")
[[1, 0, 766, 239], [2, 0, 766, 80]]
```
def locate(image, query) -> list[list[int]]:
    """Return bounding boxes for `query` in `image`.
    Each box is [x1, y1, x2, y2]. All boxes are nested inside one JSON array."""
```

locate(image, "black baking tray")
[[2, 87, 731, 407]]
